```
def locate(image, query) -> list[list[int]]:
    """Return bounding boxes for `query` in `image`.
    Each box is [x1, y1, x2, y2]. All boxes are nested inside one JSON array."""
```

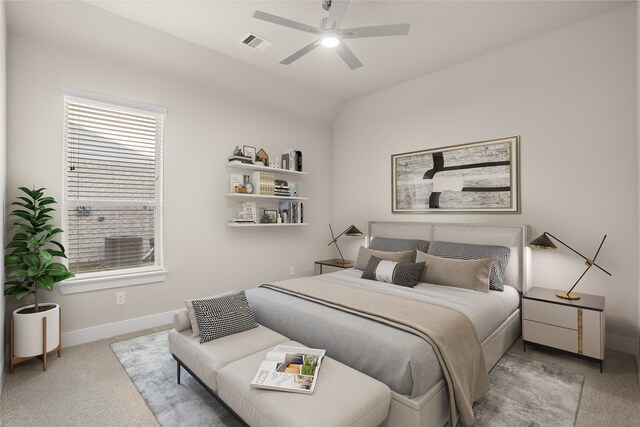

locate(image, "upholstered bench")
[[168, 308, 289, 393], [217, 340, 392, 427], [169, 308, 391, 426]]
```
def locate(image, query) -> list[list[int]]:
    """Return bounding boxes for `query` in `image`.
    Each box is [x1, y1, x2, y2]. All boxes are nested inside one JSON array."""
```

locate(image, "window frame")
[[59, 88, 167, 295]]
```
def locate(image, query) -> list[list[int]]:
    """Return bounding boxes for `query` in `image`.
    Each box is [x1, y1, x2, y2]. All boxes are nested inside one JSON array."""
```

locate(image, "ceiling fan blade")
[[340, 23, 410, 39], [253, 10, 321, 34], [335, 42, 363, 70], [280, 40, 320, 65], [327, 0, 350, 27]]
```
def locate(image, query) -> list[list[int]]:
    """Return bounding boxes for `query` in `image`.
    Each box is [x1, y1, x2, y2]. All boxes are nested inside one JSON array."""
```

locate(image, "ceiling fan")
[[253, 0, 410, 70]]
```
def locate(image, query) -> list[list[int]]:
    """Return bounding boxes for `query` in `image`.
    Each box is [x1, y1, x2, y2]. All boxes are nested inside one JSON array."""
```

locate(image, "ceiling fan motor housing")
[[320, 17, 337, 32], [322, 0, 332, 12]]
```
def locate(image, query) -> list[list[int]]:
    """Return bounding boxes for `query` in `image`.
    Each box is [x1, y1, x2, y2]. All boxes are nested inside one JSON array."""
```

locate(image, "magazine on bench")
[[250, 345, 326, 394]]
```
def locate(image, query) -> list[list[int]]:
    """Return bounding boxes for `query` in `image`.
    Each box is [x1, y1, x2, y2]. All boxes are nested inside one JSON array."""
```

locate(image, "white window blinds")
[[63, 90, 165, 276]]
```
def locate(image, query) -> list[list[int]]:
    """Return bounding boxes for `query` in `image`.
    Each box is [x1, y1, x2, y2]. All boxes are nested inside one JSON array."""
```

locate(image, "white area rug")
[[112, 331, 583, 427]]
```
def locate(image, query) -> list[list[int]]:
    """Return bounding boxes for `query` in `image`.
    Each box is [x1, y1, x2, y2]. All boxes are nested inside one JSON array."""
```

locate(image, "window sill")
[[58, 269, 168, 294]]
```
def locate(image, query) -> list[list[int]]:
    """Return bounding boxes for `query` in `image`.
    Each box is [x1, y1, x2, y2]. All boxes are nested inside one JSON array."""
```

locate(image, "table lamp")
[[529, 232, 611, 300], [328, 224, 363, 265]]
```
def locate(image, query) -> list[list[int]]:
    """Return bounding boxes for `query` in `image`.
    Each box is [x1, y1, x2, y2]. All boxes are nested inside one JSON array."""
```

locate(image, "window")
[[61, 88, 167, 293]]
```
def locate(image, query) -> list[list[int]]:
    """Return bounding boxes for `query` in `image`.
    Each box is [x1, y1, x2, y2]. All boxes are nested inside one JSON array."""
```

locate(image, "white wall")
[[0, 0, 6, 392], [6, 33, 334, 340], [334, 5, 638, 354]]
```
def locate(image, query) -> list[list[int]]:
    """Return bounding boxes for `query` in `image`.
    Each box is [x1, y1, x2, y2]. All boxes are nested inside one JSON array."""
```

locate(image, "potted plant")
[[4, 187, 74, 372]]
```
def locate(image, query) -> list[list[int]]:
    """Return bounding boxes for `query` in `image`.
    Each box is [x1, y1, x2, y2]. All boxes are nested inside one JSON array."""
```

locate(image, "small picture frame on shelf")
[[261, 209, 278, 224], [243, 145, 256, 163]]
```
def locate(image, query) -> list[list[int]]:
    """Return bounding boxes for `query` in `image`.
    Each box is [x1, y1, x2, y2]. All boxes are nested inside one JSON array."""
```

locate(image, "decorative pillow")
[[354, 246, 415, 271], [362, 256, 425, 288], [173, 309, 191, 332], [192, 291, 258, 344], [415, 251, 492, 293], [369, 237, 429, 254], [427, 241, 510, 291], [185, 290, 237, 337]]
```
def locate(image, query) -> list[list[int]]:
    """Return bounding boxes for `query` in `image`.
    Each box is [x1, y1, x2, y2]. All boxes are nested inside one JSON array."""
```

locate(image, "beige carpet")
[[2, 330, 639, 427], [1, 326, 165, 427]]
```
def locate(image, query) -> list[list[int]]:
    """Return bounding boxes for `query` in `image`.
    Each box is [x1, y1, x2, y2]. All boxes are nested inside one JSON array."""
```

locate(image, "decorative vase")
[[11, 303, 61, 371]]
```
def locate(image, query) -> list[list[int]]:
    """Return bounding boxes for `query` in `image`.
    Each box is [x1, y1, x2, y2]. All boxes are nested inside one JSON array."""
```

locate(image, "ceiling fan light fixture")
[[321, 33, 340, 47]]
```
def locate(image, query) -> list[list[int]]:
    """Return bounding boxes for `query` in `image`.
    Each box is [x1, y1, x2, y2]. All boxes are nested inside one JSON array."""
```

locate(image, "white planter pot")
[[12, 303, 60, 358]]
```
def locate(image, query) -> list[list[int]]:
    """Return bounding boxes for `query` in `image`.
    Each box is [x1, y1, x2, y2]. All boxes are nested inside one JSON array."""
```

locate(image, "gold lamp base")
[[556, 291, 581, 300]]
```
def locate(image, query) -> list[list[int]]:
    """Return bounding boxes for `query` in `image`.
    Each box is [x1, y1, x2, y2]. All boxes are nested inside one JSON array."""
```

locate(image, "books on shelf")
[[282, 149, 303, 172], [274, 186, 290, 196], [252, 171, 275, 196], [228, 155, 253, 164], [279, 201, 303, 223], [250, 345, 325, 394]]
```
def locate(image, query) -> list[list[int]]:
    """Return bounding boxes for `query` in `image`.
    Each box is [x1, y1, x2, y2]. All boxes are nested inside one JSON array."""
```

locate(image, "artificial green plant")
[[4, 187, 74, 311]]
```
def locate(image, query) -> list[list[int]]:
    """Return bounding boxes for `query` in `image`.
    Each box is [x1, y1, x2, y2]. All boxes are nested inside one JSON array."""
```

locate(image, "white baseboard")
[[61, 309, 176, 348], [606, 332, 640, 357]]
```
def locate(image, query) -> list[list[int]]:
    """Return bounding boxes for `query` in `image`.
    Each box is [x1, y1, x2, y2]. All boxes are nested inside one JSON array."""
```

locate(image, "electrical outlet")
[[289, 266, 295, 275], [116, 291, 126, 305]]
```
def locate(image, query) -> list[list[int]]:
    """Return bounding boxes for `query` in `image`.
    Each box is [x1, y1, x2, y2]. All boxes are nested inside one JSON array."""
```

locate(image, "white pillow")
[[185, 290, 237, 337], [173, 309, 191, 332]]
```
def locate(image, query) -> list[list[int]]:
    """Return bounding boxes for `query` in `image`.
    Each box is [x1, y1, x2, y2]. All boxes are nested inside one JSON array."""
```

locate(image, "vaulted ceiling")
[[5, 1, 631, 121], [86, 0, 629, 99]]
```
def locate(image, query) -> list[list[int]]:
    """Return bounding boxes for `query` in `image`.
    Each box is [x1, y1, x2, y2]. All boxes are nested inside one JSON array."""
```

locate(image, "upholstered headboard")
[[368, 221, 530, 292]]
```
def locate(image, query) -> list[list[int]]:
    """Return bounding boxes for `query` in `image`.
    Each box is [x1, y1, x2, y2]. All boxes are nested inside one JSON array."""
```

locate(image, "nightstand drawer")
[[523, 299, 577, 330], [523, 320, 578, 353]]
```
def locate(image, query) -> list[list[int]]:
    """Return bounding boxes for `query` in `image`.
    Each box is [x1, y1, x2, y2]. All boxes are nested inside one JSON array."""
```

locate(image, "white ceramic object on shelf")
[[12, 303, 60, 357]]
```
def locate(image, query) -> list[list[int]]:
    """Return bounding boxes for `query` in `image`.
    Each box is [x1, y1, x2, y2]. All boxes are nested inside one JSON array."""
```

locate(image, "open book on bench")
[[250, 345, 326, 394]]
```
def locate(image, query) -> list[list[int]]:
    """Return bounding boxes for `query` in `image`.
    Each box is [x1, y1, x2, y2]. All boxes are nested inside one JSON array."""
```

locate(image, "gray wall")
[[333, 5, 639, 355]]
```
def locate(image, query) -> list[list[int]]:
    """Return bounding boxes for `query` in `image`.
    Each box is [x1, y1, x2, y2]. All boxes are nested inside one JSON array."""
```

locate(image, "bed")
[[246, 221, 529, 427]]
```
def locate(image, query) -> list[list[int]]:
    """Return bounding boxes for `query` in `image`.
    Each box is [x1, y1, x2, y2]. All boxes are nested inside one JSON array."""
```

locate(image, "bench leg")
[[177, 361, 181, 384]]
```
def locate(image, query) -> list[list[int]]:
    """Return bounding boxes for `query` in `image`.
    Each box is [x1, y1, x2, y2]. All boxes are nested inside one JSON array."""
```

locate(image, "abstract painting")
[[392, 136, 520, 213]]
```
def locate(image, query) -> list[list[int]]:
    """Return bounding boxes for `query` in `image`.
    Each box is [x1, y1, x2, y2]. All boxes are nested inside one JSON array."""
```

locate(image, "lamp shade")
[[529, 233, 557, 250], [344, 225, 363, 236]]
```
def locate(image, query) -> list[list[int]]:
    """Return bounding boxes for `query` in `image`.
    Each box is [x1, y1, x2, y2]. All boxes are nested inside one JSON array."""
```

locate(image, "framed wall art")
[[391, 136, 520, 213]]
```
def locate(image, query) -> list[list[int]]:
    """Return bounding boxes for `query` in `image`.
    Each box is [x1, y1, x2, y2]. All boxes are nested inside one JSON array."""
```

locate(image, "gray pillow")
[[362, 256, 425, 288], [416, 251, 492, 293], [369, 237, 429, 253], [354, 246, 415, 271], [192, 291, 258, 343], [427, 241, 510, 291]]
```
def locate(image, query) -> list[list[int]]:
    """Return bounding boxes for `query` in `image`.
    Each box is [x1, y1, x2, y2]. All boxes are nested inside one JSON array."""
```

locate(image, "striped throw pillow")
[[362, 256, 425, 288]]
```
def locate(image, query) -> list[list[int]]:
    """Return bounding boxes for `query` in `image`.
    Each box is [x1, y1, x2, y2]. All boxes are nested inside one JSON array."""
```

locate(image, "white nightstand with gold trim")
[[522, 287, 605, 372]]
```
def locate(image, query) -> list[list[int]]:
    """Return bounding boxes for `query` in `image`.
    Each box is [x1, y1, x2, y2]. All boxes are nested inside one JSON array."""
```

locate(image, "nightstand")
[[314, 259, 354, 275], [522, 287, 605, 372]]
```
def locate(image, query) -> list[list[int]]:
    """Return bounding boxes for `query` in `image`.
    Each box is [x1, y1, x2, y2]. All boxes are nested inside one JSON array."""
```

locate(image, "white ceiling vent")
[[239, 33, 273, 52]]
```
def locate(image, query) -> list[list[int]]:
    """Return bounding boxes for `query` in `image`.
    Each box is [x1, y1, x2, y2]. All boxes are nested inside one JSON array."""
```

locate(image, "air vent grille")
[[239, 33, 273, 52]]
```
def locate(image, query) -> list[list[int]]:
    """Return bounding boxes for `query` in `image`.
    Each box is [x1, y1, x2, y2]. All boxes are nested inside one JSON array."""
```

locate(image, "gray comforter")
[[245, 270, 519, 397]]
